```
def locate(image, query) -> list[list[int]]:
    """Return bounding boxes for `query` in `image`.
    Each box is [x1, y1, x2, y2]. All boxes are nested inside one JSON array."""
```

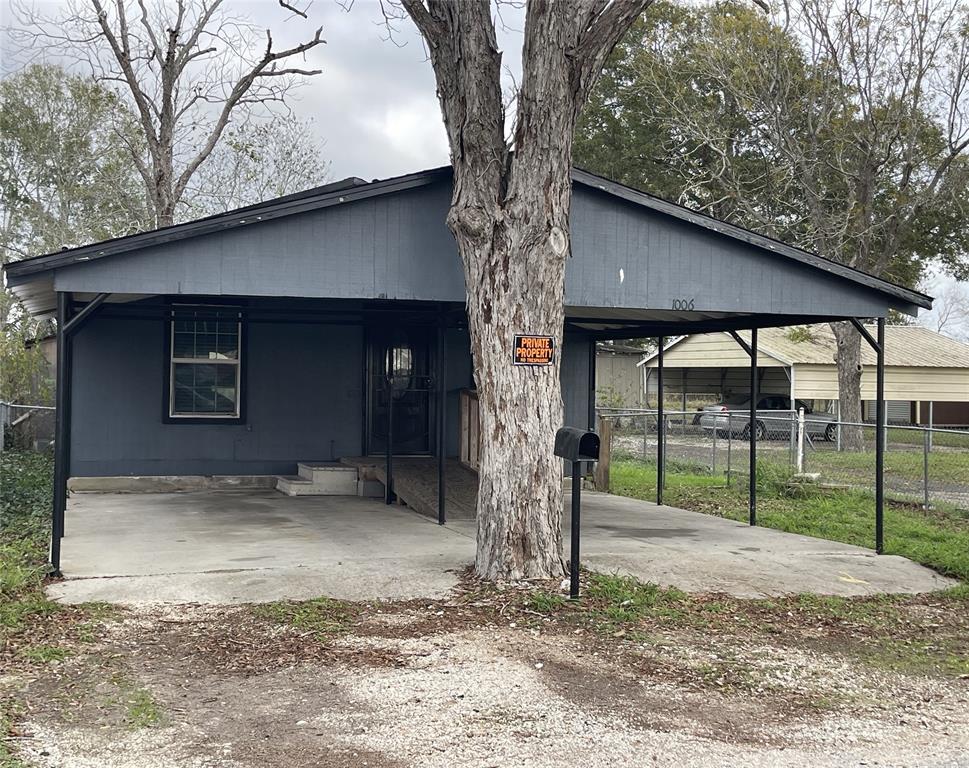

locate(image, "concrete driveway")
[[49, 490, 955, 605]]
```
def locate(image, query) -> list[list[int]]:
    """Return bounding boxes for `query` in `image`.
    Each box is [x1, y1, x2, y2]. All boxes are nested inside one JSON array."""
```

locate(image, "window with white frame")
[[169, 306, 242, 419]]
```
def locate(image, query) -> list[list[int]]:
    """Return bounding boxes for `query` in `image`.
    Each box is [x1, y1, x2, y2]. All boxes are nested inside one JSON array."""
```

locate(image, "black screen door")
[[367, 327, 433, 455]]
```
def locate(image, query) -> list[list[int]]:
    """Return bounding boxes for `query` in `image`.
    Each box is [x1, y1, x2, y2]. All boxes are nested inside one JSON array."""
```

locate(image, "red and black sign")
[[513, 334, 555, 366]]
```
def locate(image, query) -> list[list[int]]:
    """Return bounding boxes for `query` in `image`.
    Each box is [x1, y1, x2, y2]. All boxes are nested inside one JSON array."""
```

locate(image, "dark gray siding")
[[445, 327, 474, 457], [562, 336, 593, 430], [70, 316, 364, 476], [55, 184, 464, 303], [68, 313, 592, 477], [566, 186, 893, 317], [54, 178, 899, 320]]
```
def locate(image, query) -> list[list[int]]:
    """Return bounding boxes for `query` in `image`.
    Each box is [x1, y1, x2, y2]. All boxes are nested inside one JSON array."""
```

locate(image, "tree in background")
[[11, 0, 326, 228], [0, 59, 331, 409], [0, 64, 150, 260], [577, 0, 969, 447], [183, 115, 331, 218], [0, 64, 149, 405], [920, 276, 969, 341]]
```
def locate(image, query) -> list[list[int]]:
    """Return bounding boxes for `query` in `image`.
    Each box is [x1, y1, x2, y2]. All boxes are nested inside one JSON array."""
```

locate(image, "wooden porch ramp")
[[340, 457, 478, 521]]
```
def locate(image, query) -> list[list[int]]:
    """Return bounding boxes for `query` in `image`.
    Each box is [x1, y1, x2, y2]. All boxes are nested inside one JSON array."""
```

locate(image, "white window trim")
[[169, 306, 242, 420]]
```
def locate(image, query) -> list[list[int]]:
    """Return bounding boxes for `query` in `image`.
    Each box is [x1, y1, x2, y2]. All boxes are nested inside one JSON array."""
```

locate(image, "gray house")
[[2, 165, 930, 571]]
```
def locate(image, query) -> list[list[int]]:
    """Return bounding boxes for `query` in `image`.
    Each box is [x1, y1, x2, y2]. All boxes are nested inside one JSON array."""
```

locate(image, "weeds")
[[254, 596, 356, 638], [585, 572, 686, 624], [124, 688, 163, 728]]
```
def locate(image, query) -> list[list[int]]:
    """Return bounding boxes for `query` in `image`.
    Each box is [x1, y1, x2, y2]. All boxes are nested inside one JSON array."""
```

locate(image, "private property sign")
[[513, 335, 555, 366]]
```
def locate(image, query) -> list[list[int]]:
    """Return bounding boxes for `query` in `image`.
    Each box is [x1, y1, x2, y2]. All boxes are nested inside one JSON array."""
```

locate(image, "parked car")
[[698, 395, 838, 441]]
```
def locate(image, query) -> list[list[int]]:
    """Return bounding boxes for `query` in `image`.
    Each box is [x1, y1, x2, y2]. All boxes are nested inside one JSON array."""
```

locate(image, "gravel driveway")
[[6, 586, 969, 768]]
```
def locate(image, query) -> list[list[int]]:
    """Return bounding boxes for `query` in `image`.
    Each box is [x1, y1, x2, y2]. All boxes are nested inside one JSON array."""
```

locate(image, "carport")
[[1, 165, 932, 576]]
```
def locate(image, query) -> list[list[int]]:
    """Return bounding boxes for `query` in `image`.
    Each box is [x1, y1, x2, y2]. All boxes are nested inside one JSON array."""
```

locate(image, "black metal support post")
[[875, 318, 886, 553], [749, 329, 758, 526], [570, 459, 582, 599], [384, 377, 394, 505], [436, 312, 447, 524], [588, 338, 597, 431], [62, 292, 109, 336], [656, 336, 665, 505], [51, 292, 73, 575], [852, 317, 887, 554]]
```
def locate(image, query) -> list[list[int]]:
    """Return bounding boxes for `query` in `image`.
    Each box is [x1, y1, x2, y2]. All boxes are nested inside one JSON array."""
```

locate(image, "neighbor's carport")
[[1, 166, 933, 575], [638, 324, 969, 427]]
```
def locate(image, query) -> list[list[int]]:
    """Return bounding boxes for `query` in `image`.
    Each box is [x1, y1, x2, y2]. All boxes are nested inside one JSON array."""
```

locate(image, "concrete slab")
[[573, 492, 957, 598], [52, 492, 473, 605], [49, 489, 956, 605]]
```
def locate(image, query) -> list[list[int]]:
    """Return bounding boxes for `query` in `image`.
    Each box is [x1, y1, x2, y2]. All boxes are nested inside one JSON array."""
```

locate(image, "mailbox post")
[[554, 426, 600, 599]]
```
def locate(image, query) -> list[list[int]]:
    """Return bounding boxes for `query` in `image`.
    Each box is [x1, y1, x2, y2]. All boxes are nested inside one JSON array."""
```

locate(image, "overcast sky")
[[0, 0, 506, 180]]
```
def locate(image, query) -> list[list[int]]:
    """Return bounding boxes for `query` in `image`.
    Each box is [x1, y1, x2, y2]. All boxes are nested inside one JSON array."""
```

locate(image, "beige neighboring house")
[[639, 325, 969, 426], [596, 343, 645, 408]]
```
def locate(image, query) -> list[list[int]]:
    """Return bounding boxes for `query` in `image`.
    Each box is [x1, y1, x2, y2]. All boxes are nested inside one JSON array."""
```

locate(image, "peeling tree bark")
[[402, 0, 652, 580]]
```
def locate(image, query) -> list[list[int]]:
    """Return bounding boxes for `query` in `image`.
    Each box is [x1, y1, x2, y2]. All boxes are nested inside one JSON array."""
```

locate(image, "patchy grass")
[[254, 596, 356, 638], [17, 644, 70, 664], [124, 687, 163, 729], [0, 698, 29, 768], [526, 591, 567, 613], [568, 572, 968, 678], [585, 572, 686, 624], [610, 458, 969, 582]]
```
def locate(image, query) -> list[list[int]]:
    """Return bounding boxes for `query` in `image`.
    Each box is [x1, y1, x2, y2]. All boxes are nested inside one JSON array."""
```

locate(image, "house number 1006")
[[671, 298, 695, 311]]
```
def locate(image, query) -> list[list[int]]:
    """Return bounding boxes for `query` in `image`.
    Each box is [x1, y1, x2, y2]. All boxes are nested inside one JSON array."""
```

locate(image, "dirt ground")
[[3, 579, 969, 768]]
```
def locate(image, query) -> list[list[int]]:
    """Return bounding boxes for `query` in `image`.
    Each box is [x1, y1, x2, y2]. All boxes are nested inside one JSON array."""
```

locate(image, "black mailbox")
[[554, 427, 600, 463], [555, 426, 599, 601]]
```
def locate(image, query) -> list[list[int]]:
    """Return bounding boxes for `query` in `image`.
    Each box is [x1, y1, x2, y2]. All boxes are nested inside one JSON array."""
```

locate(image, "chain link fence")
[[599, 407, 969, 513], [0, 402, 56, 453]]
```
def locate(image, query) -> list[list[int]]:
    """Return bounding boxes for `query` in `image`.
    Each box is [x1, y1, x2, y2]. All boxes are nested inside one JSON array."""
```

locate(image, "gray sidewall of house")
[[69, 316, 593, 477]]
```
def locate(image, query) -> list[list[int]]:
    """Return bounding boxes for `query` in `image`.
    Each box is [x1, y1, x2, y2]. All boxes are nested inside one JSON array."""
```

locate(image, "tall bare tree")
[[11, 0, 326, 228], [922, 278, 969, 341]]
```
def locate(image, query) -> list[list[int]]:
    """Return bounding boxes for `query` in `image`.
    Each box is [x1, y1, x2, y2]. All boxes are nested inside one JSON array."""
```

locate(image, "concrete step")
[[298, 462, 357, 483], [275, 463, 359, 497]]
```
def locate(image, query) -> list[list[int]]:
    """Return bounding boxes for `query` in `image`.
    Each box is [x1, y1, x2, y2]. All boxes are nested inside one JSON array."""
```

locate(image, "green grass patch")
[[861, 637, 969, 677], [585, 572, 686, 624], [610, 458, 969, 582], [254, 596, 356, 638], [124, 688, 163, 729], [17, 644, 70, 663], [526, 591, 567, 613], [811, 448, 969, 485]]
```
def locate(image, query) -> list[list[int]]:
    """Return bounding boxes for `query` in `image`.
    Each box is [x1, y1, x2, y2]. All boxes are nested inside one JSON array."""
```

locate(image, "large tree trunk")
[[831, 321, 864, 451], [404, 0, 652, 580], [462, 196, 569, 580]]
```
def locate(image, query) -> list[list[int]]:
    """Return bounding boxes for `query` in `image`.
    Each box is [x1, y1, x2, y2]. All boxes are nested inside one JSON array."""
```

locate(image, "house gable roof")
[[3, 164, 931, 320]]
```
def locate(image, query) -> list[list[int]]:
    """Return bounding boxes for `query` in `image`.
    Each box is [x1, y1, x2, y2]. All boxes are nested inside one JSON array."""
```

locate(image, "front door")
[[367, 327, 433, 455]]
